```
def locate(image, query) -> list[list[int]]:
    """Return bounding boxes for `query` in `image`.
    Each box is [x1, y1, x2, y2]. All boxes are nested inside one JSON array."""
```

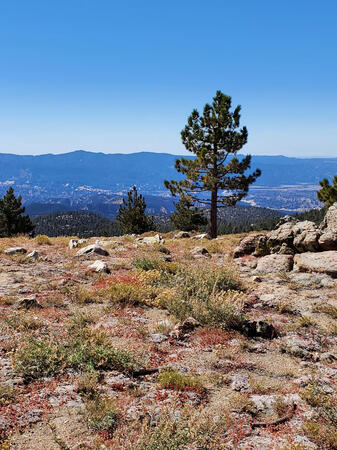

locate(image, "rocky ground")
[[0, 225, 336, 449]]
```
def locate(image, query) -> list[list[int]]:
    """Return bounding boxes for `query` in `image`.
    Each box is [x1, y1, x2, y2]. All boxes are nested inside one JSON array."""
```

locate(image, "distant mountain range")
[[0, 150, 336, 214]]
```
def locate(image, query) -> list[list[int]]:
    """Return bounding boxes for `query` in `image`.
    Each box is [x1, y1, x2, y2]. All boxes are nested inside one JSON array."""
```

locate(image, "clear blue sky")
[[0, 0, 336, 157]]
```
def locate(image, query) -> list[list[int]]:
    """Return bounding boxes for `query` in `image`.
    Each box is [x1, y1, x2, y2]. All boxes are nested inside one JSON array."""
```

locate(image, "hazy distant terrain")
[[0, 150, 335, 213]]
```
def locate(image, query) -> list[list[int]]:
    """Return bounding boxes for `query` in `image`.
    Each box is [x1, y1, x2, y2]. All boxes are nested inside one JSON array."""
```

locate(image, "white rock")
[[27, 250, 39, 260], [4, 247, 27, 255], [88, 260, 110, 273], [69, 239, 78, 249], [192, 233, 211, 240]]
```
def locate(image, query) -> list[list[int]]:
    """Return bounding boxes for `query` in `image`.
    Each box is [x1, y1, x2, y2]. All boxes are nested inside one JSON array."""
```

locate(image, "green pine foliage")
[[170, 195, 207, 231], [164, 91, 261, 238], [117, 186, 154, 235], [0, 187, 34, 237], [317, 175, 337, 209]]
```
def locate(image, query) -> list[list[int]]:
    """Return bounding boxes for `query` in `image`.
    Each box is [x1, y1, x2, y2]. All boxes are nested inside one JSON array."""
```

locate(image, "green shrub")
[[76, 371, 100, 399], [158, 369, 204, 392], [67, 329, 136, 372], [137, 406, 222, 450], [134, 257, 159, 271], [13, 338, 65, 381], [162, 265, 244, 329], [84, 396, 119, 433], [34, 234, 52, 245]]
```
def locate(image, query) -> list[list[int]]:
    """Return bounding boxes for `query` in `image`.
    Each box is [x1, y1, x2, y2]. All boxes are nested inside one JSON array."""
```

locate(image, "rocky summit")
[[0, 217, 336, 449]]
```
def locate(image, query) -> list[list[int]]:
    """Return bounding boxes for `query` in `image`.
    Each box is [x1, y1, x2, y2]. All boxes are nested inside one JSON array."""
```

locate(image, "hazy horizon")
[[0, 149, 336, 159], [1, 1, 336, 157]]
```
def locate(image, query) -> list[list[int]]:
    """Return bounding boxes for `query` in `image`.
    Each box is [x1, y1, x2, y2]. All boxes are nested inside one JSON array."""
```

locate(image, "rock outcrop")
[[236, 202, 337, 257], [234, 203, 337, 277], [294, 251, 337, 277]]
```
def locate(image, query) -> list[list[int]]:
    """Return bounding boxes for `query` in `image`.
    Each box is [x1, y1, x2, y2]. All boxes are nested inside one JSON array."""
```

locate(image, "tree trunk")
[[210, 188, 218, 239]]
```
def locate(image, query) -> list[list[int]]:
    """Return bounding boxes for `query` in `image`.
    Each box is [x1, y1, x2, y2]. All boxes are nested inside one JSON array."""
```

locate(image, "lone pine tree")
[[164, 91, 261, 238], [117, 186, 154, 235], [0, 187, 34, 237], [317, 175, 337, 209], [171, 194, 207, 232]]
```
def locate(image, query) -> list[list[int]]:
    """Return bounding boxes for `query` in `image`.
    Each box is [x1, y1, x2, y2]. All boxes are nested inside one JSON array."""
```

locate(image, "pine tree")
[[0, 187, 34, 237], [164, 91, 261, 238], [170, 195, 207, 231], [117, 186, 154, 235], [317, 175, 337, 209]]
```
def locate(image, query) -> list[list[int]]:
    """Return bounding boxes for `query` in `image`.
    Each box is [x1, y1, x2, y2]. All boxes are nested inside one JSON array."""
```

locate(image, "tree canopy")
[[0, 187, 34, 237], [170, 194, 207, 231], [117, 186, 154, 235], [164, 91, 261, 238], [317, 175, 337, 209]]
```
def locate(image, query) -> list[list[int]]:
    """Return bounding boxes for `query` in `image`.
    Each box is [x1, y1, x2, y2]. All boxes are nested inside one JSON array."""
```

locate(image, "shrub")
[[5, 313, 44, 331], [84, 396, 119, 434], [228, 393, 257, 415], [0, 385, 16, 406], [13, 338, 65, 381], [301, 382, 337, 448], [67, 328, 136, 372], [137, 405, 223, 449], [158, 369, 204, 392], [134, 257, 159, 271], [107, 282, 158, 307], [76, 371, 100, 399], [34, 234, 52, 245], [160, 265, 245, 329], [313, 303, 337, 319]]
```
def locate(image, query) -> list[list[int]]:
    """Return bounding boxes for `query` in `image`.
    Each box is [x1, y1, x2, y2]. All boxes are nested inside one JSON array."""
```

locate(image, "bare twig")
[[252, 404, 297, 428]]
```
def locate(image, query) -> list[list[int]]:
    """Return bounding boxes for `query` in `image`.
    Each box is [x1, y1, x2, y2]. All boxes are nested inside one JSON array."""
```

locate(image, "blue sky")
[[0, 0, 336, 157]]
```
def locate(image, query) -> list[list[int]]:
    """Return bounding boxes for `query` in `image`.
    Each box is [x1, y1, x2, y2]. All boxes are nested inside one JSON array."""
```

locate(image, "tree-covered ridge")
[[33, 211, 120, 238]]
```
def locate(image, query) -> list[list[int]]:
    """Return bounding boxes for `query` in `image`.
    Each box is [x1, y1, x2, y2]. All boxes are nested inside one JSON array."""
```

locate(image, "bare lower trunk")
[[210, 189, 218, 239]]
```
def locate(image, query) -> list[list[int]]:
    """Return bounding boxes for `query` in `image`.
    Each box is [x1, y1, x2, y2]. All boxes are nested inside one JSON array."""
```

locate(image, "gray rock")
[[294, 251, 337, 276], [15, 296, 42, 309], [256, 254, 294, 273], [76, 244, 109, 257], [174, 231, 191, 239], [5, 247, 27, 255], [320, 202, 337, 232], [148, 333, 168, 344], [233, 233, 266, 258], [288, 272, 335, 288], [191, 246, 210, 256], [319, 230, 337, 250], [231, 373, 250, 392], [292, 221, 321, 252]]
